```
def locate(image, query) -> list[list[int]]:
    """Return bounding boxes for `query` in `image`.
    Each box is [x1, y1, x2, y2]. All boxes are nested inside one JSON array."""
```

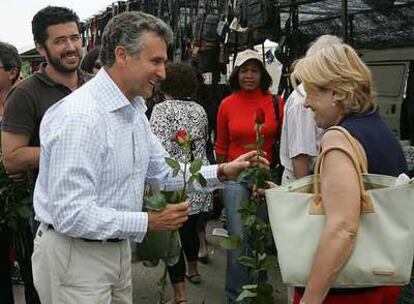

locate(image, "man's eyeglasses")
[[50, 34, 82, 46]]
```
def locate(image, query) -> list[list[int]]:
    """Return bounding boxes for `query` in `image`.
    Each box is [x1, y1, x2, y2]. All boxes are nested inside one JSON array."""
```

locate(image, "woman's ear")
[[331, 90, 341, 106]]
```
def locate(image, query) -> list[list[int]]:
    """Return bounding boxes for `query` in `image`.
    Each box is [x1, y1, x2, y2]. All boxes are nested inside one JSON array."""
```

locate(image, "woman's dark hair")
[[32, 6, 80, 46], [160, 62, 198, 99], [228, 59, 272, 93], [0, 41, 21, 85], [81, 47, 101, 73]]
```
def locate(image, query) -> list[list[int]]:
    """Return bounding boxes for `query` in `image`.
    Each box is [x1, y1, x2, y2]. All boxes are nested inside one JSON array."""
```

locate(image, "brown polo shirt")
[[2, 63, 89, 146], [1, 63, 90, 182]]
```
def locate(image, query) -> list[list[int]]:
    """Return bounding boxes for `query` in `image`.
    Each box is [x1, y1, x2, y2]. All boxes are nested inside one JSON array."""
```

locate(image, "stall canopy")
[[277, 0, 414, 49]]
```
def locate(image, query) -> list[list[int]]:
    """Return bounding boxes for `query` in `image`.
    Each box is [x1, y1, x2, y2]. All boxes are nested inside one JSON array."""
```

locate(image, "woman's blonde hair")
[[291, 43, 376, 114]]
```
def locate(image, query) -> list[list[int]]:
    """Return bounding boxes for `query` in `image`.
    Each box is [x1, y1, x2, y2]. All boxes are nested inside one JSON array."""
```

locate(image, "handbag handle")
[[329, 126, 368, 173], [310, 127, 374, 215]]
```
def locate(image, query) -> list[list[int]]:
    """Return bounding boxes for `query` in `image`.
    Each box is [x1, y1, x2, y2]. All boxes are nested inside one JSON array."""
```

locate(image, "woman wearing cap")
[[215, 49, 283, 303]]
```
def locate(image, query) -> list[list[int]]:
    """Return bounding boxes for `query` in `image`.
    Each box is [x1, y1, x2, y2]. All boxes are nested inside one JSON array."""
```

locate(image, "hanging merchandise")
[[253, 39, 283, 94], [191, 0, 227, 73], [239, 0, 272, 29], [202, 14, 220, 42], [193, 0, 221, 44], [118, 1, 127, 14]]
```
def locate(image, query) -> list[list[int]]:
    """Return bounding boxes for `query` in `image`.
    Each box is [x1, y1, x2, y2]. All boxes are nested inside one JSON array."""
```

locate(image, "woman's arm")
[[215, 101, 230, 163], [301, 130, 362, 304]]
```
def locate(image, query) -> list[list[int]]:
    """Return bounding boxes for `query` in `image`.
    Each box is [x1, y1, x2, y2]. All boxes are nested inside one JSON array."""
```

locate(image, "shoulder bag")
[[265, 126, 414, 287]]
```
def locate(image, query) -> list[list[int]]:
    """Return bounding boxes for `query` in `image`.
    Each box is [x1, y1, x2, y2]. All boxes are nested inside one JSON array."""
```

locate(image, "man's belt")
[[47, 224, 124, 243]]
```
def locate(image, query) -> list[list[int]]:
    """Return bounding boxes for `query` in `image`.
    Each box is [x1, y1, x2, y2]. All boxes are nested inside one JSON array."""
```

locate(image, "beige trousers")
[[32, 223, 132, 304]]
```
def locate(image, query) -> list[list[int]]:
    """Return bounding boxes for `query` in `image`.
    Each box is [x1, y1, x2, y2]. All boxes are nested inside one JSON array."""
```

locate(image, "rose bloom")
[[176, 128, 189, 145], [255, 108, 265, 125]]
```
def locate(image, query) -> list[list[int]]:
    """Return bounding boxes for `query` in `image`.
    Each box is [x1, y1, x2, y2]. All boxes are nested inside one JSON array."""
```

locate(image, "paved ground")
[[13, 220, 287, 304]]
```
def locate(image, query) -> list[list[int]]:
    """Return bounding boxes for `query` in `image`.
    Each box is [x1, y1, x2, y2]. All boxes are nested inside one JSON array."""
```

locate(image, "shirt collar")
[[34, 62, 90, 88], [92, 68, 147, 114]]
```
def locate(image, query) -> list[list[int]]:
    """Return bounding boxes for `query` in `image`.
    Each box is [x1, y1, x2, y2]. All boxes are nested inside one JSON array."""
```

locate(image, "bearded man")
[[2, 6, 88, 182], [1, 7, 89, 303]]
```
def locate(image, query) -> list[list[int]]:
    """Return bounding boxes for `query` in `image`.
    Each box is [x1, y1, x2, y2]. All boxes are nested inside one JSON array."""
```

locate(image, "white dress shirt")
[[279, 84, 322, 181], [33, 68, 220, 242]]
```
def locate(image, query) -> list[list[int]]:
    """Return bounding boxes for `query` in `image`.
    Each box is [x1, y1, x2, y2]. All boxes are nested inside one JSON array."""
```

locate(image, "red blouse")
[[215, 88, 282, 162]]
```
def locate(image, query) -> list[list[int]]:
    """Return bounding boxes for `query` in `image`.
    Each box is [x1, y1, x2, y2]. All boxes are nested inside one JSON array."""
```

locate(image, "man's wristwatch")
[[217, 163, 228, 181]]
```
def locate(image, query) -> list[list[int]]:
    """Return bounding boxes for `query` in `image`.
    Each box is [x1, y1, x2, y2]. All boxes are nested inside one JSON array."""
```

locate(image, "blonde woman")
[[290, 44, 408, 303]]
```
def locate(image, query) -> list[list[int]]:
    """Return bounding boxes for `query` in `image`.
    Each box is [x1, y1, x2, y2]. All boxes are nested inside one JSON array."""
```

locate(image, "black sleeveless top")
[[339, 110, 408, 177]]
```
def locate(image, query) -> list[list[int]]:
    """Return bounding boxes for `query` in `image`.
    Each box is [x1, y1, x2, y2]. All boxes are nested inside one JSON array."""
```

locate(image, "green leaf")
[[188, 175, 197, 186], [237, 167, 255, 182], [218, 235, 241, 250], [242, 284, 258, 290], [172, 168, 180, 177], [189, 159, 203, 174], [236, 289, 257, 301], [256, 283, 274, 304], [243, 144, 256, 150], [161, 191, 181, 204], [238, 256, 257, 268], [244, 215, 257, 227], [258, 252, 267, 262], [165, 157, 180, 170], [263, 255, 278, 270], [145, 193, 167, 211], [195, 173, 207, 187]]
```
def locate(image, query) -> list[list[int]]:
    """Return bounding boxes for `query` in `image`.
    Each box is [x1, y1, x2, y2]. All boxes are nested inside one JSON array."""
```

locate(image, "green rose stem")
[[157, 129, 192, 304], [180, 142, 190, 202], [226, 108, 274, 303]]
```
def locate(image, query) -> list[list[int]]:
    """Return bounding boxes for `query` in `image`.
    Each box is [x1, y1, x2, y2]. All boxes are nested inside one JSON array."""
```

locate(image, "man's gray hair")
[[100, 11, 173, 67], [306, 34, 343, 57]]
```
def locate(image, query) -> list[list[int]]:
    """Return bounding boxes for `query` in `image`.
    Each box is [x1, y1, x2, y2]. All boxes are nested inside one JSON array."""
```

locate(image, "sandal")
[[198, 255, 209, 264], [185, 272, 202, 284], [164, 299, 187, 304]]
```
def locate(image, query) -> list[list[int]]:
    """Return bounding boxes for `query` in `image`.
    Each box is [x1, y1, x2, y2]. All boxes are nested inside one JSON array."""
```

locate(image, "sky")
[[0, 0, 120, 52]]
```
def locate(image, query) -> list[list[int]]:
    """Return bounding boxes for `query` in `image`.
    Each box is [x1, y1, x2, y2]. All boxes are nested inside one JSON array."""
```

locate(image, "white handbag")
[[266, 126, 414, 288]]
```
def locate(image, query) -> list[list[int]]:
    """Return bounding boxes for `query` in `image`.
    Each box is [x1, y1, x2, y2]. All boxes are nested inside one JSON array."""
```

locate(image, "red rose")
[[175, 128, 189, 145], [255, 108, 265, 125]]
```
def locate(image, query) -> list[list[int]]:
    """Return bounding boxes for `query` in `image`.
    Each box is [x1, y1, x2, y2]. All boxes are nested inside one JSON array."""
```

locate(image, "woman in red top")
[[215, 49, 282, 303]]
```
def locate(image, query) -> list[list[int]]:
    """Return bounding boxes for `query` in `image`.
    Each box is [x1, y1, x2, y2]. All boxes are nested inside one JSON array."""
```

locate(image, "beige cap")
[[234, 49, 264, 68]]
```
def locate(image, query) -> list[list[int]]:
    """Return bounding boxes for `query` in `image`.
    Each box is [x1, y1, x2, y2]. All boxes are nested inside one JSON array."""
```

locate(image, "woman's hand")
[[252, 181, 278, 197]]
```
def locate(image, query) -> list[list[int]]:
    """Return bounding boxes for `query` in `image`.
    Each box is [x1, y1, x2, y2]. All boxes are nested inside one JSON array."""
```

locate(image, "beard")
[[44, 47, 82, 74]]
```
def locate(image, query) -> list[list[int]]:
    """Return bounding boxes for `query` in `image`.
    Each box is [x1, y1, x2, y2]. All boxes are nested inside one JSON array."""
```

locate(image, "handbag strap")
[[272, 95, 282, 140], [310, 128, 374, 215], [328, 126, 368, 173]]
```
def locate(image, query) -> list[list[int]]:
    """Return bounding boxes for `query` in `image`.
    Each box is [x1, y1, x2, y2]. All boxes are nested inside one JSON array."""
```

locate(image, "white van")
[[360, 47, 414, 138]]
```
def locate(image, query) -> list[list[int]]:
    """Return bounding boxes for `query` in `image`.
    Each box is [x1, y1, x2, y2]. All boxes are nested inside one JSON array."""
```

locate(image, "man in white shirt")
[[32, 11, 268, 304], [279, 35, 342, 186]]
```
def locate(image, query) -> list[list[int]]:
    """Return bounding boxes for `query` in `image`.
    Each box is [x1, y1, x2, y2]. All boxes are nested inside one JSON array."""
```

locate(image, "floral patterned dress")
[[149, 99, 213, 215]]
